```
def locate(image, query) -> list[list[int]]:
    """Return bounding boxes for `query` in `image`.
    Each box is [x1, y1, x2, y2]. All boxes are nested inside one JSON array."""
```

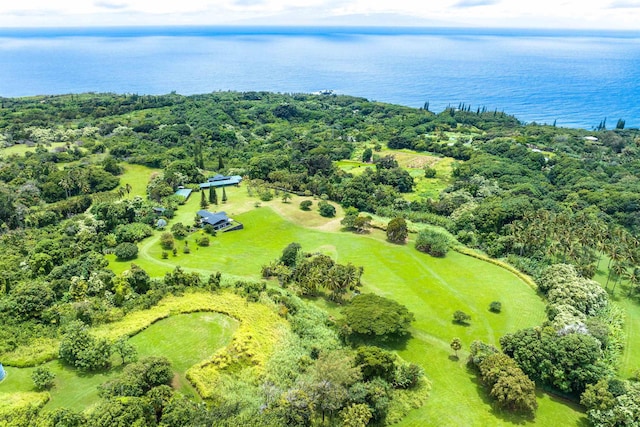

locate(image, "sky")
[[1, 0, 639, 30]]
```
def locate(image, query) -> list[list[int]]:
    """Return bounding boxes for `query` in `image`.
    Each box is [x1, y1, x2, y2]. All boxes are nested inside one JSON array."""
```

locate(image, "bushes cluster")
[[318, 200, 336, 218], [468, 343, 537, 415], [341, 293, 414, 341], [415, 228, 450, 257], [114, 242, 138, 260], [58, 321, 112, 371]]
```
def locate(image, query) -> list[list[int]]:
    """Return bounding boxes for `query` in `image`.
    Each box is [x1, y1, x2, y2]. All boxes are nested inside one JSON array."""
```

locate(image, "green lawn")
[[0, 312, 236, 411], [129, 312, 237, 394], [109, 202, 586, 426], [0, 142, 69, 156], [117, 163, 161, 200], [592, 266, 640, 379]]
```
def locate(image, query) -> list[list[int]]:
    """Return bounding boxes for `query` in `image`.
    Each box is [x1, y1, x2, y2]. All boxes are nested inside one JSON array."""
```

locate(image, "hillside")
[[0, 92, 638, 426]]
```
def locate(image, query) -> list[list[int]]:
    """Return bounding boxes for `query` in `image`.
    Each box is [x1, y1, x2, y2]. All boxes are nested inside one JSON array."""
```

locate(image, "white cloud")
[[0, 0, 638, 29]]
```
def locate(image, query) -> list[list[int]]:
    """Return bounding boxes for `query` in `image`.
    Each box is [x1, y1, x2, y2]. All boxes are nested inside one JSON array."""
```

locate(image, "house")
[[199, 174, 242, 189], [196, 210, 243, 232]]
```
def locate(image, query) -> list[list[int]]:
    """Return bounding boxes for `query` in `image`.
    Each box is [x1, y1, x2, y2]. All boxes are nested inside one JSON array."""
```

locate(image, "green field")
[[0, 312, 236, 411], [337, 149, 456, 200], [117, 163, 162, 199], [0, 142, 69, 156], [108, 190, 587, 426], [592, 268, 640, 379], [64, 164, 593, 424]]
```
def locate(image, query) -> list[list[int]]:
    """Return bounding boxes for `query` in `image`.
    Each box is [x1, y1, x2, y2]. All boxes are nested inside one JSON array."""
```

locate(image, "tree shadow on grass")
[[348, 333, 412, 352], [536, 388, 588, 427], [452, 320, 472, 327], [448, 355, 460, 362]]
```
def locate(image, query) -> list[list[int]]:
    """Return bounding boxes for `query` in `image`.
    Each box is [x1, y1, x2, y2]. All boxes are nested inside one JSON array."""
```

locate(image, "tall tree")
[[450, 337, 462, 358], [200, 190, 208, 209]]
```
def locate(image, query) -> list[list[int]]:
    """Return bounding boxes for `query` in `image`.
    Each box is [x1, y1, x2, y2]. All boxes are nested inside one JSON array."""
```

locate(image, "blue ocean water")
[[0, 26, 639, 129]]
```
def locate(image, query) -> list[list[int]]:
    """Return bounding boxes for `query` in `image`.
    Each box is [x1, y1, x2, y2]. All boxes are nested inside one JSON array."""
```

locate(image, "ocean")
[[0, 26, 639, 129]]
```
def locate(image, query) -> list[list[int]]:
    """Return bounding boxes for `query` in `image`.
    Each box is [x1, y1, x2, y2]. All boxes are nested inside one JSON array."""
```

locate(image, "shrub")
[[341, 294, 414, 340], [259, 189, 273, 201], [424, 166, 437, 178], [160, 232, 175, 250], [197, 236, 210, 247], [183, 244, 190, 254], [114, 223, 153, 243], [318, 201, 336, 218], [393, 362, 424, 389], [355, 346, 397, 382], [31, 366, 55, 390], [203, 224, 217, 235], [300, 200, 313, 211], [415, 228, 450, 257], [478, 352, 538, 415], [114, 242, 138, 261], [453, 310, 471, 325], [99, 357, 173, 398], [489, 301, 502, 313], [280, 242, 302, 267], [386, 217, 408, 244], [171, 222, 188, 238], [59, 321, 112, 371]]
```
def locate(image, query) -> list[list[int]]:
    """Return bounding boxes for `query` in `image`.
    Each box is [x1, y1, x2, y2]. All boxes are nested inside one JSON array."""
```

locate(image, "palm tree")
[[623, 266, 640, 297], [610, 262, 627, 294]]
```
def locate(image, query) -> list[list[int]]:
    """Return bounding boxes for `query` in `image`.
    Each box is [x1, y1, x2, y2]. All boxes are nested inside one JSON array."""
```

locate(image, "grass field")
[[0, 142, 69, 156], [592, 267, 640, 379], [107, 188, 587, 426], [0, 312, 237, 411], [117, 163, 161, 199], [337, 149, 456, 200]]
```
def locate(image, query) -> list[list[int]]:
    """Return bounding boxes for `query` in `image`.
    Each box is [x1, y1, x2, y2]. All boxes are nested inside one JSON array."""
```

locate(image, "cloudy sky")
[[1, 0, 639, 30]]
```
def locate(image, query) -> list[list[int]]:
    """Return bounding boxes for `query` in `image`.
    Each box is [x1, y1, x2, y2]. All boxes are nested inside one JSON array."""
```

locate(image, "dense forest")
[[0, 92, 638, 426]]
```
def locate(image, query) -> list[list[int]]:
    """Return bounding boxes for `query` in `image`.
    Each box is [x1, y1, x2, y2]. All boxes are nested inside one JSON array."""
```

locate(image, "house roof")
[[174, 188, 192, 199], [197, 210, 229, 225], [199, 175, 242, 189]]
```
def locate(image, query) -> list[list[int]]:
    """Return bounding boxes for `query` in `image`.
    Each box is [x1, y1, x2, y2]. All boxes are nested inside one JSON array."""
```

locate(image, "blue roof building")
[[174, 188, 192, 199], [196, 210, 243, 232], [199, 174, 242, 189]]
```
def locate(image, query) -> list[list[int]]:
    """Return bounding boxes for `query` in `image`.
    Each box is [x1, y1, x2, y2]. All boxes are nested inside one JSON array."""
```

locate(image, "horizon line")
[[1, 25, 640, 38]]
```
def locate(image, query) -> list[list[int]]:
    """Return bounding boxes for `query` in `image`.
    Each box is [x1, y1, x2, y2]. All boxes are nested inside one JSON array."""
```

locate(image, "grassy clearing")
[[336, 149, 455, 199], [380, 148, 455, 200], [110, 199, 584, 425], [0, 293, 266, 412], [592, 267, 640, 379], [117, 163, 161, 199], [0, 142, 68, 156]]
